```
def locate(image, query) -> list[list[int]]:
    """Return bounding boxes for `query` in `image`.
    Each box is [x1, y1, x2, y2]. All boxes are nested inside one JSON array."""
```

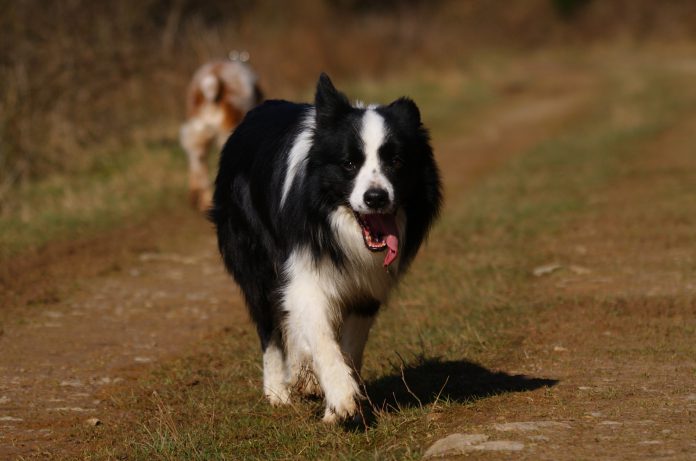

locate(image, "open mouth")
[[355, 213, 390, 251], [354, 212, 400, 267]]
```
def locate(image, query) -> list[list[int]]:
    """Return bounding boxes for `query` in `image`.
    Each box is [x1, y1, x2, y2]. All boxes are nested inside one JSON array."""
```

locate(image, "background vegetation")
[[3, 0, 696, 185], [1, 0, 696, 255]]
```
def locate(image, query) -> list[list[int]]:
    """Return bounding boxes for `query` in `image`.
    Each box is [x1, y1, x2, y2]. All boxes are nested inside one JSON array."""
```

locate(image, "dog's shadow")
[[363, 356, 557, 413]]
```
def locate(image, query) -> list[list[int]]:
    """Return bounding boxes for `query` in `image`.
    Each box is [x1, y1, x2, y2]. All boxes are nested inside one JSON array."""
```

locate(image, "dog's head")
[[308, 73, 439, 266]]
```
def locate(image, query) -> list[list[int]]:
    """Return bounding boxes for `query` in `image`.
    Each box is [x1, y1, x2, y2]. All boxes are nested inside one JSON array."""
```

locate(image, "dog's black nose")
[[363, 188, 389, 210]]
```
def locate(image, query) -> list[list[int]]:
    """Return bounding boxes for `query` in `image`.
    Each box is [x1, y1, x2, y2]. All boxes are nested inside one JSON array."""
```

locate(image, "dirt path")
[[0, 212, 244, 457], [422, 93, 696, 459], [0, 61, 614, 459], [513, 114, 696, 459]]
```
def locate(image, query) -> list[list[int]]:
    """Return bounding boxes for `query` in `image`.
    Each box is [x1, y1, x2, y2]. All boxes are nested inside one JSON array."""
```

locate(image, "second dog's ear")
[[315, 73, 351, 126]]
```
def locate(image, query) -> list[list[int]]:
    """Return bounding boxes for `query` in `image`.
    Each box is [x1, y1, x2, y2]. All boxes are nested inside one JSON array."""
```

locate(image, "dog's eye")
[[343, 160, 356, 171], [391, 155, 403, 169]]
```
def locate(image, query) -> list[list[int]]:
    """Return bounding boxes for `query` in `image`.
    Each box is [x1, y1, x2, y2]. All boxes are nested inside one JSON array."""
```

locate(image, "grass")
[[76, 53, 696, 460], [0, 141, 188, 260]]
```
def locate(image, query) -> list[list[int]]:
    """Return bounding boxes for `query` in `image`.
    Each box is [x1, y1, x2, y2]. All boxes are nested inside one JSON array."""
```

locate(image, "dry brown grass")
[[2, 0, 696, 205]]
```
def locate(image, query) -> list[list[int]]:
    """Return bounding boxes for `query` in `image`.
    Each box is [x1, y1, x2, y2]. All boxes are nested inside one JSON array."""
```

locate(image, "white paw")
[[322, 398, 358, 423], [322, 406, 340, 423], [322, 378, 360, 422], [264, 384, 291, 406]]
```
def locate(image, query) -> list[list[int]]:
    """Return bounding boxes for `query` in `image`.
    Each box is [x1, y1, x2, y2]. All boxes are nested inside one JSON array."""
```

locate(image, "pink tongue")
[[384, 235, 399, 267], [363, 214, 399, 267]]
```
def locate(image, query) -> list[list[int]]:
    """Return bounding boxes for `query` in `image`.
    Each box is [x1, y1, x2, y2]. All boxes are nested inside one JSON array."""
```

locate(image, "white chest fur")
[[281, 207, 405, 320]]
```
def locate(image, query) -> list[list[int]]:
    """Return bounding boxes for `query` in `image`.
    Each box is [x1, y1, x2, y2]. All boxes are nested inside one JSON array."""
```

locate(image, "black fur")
[[210, 73, 442, 350]]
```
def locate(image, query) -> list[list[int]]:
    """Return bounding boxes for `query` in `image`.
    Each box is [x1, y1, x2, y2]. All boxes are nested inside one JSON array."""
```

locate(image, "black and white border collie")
[[211, 74, 442, 422]]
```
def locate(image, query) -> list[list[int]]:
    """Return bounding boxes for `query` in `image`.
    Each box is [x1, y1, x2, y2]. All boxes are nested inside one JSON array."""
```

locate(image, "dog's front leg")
[[262, 329, 290, 406], [284, 333, 321, 398], [180, 121, 213, 211], [312, 325, 361, 423], [283, 260, 360, 422], [340, 313, 375, 375]]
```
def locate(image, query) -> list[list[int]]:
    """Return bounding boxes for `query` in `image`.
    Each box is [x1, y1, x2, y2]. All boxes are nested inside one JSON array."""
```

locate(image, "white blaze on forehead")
[[349, 109, 394, 213], [280, 109, 316, 208], [361, 109, 385, 159]]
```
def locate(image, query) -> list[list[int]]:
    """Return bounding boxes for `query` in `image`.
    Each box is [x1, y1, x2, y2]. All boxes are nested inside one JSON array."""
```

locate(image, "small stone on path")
[[85, 417, 102, 427], [533, 263, 563, 277], [474, 441, 525, 451], [423, 434, 489, 458], [423, 434, 526, 458], [569, 264, 591, 275]]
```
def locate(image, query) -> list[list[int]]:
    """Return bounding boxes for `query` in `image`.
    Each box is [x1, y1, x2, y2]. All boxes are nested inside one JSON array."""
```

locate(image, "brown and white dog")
[[180, 57, 263, 211]]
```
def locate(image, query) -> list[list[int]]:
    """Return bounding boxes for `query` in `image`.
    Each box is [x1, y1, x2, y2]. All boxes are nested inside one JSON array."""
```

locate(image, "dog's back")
[[185, 60, 262, 121], [181, 59, 263, 211], [211, 100, 311, 343]]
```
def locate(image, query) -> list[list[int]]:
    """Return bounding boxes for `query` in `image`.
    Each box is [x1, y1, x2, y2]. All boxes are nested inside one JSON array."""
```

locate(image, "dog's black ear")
[[315, 73, 351, 126], [387, 97, 421, 129]]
